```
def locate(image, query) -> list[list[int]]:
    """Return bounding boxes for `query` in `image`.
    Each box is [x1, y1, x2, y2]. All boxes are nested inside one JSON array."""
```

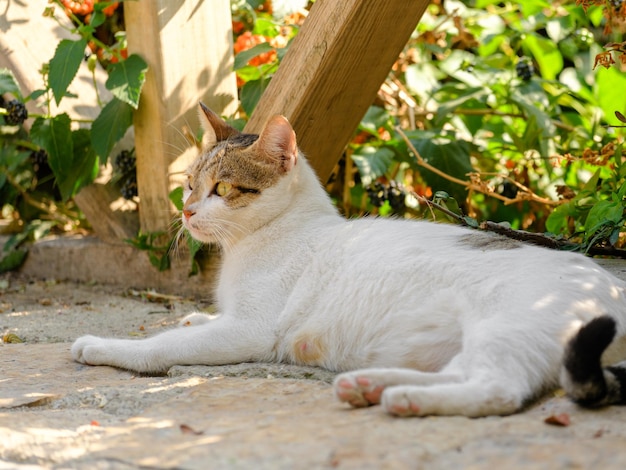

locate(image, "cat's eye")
[[215, 181, 232, 197], [186, 175, 193, 190]]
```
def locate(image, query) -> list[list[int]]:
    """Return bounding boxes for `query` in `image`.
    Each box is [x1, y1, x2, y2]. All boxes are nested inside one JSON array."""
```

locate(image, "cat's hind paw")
[[333, 372, 386, 408], [381, 387, 422, 417]]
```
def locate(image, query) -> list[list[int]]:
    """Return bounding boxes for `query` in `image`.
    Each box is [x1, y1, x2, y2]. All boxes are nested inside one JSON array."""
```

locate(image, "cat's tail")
[[560, 315, 626, 407]]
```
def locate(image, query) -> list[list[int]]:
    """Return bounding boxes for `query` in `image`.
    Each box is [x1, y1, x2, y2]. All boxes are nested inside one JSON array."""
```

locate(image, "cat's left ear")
[[198, 102, 239, 147], [255, 115, 298, 172]]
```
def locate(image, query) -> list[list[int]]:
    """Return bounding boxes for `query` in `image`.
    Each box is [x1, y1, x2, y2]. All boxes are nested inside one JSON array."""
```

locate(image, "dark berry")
[[115, 149, 136, 175], [4, 99, 28, 125], [30, 149, 49, 167], [366, 182, 387, 207], [120, 175, 138, 200], [515, 60, 533, 81], [500, 181, 518, 199], [366, 180, 406, 211], [387, 180, 406, 211]]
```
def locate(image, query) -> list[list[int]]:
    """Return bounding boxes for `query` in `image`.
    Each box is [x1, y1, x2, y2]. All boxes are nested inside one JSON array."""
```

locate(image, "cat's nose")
[[182, 209, 195, 220]]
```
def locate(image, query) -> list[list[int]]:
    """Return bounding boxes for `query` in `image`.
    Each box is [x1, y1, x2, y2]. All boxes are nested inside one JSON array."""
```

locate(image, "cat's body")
[[72, 104, 626, 417]]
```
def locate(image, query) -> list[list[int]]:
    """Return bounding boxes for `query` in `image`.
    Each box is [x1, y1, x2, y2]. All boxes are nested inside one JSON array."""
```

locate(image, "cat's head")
[[181, 103, 299, 247]]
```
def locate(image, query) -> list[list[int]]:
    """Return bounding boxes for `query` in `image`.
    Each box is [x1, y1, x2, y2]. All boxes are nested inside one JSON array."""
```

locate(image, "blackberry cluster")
[[366, 180, 406, 211], [120, 176, 138, 200], [3, 99, 28, 125], [115, 149, 138, 200], [515, 59, 533, 82], [115, 149, 136, 173], [30, 149, 49, 167]]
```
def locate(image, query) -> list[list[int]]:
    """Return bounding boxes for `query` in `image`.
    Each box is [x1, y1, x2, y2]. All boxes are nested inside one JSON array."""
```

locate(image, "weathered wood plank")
[[125, 0, 238, 233], [246, 0, 429, 182]]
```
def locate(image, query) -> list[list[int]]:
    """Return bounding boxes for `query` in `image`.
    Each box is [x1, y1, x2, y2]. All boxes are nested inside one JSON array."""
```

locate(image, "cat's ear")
[[255, 115, 298, 172], [198, 102, 239, 147]]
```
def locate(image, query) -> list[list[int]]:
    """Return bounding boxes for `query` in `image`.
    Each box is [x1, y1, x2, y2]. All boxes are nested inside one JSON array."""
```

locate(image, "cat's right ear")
[[198, 102, 239, 147]]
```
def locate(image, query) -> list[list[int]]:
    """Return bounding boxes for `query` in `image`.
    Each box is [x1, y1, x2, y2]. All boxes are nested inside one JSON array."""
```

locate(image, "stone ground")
[[3, 259, 626, 469]]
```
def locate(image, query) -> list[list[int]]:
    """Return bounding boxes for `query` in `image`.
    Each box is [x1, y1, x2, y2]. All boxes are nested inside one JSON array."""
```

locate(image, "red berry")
[[61, 0, 94, 16]]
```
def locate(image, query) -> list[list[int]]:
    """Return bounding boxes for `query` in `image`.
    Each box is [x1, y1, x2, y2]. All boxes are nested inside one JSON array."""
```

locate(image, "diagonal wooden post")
[[125, 0, 238, 234], [245, 0, 429, 183]]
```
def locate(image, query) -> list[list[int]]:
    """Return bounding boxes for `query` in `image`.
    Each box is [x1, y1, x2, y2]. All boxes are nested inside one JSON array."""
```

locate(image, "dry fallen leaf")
[[180, 424, 204, 435], [544, 413, 571, 426], [2, 332, 24, 343]]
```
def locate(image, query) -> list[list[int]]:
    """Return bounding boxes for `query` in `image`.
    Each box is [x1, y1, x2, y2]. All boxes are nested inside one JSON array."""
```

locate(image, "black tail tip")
[[569, 316, 617, 360], [563, 315, 617, 406]]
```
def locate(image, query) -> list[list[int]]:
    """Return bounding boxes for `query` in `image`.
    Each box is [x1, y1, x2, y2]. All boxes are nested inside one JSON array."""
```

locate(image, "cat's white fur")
[[72, 107, 626, 417]]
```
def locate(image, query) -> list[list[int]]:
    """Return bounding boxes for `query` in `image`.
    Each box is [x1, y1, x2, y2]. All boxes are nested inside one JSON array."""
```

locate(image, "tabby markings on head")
[[187, 132, 285, 209]]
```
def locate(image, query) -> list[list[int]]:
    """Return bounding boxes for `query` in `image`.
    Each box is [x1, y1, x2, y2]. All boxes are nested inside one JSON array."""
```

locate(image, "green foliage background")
[[2, 0, 626, 274]]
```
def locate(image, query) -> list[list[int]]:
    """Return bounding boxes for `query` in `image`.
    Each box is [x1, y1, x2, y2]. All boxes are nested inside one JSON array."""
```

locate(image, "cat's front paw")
[[333, 372, 387, 407], [71, 335, 110, 365]]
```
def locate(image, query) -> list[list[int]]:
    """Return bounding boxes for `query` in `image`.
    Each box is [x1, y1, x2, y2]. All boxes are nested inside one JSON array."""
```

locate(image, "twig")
[[395, 126, 562, 207], [5, 173, 76, 226], [412, 191, 626, 258]]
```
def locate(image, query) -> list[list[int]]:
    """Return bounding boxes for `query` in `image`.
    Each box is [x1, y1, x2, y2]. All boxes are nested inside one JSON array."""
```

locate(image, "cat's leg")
[[72, 315, 273, 373], [334, 368, 463, 407], [380, 376, 525, 417], [376, 336, 552, 417]]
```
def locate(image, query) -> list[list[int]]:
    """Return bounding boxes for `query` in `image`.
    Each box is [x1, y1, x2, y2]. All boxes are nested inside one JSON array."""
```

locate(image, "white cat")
[[72, 104, 626, 417]]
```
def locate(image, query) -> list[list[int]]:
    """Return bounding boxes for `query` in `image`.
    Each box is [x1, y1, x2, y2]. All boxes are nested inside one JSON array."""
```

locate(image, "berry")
[[515, 60, 533, 81], [120, 175, 138, 200], [4, 99, 28, 126], [61, 0, 94, 16], [30, 149, 49, 167], [366, 182, 387, 207], [387, 180, 406, 211], [115, 149, 136, 175], [366, 181, 406, 211]]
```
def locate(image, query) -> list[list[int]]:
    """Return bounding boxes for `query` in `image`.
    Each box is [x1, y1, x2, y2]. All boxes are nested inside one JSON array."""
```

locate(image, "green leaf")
[[169, 187, 184, 211], [234, 43, 274, 70], [585, 199, 624, 236], [240, 78, 269, 115], [596, 66, 626, 125], [31, 116, 99, 200], [30, 115, 75, 200], [0, 249, 27, 274], [359, 106, 391, 136], [252, 17, 279, 37], [545, 202, 573, 234], [48, 39, 88, 106], [351, 146, 395, 186], [90, 10, 106, 28], [434, 87, 488, 126], [91, 98, 133, 161], [62, 128, 100, 198], [409, 136, 473, 203], [522, 33, 563, 80], [105, 54, 148, 109], [187, 235, 203, 276], [0, 68, 22, 98]]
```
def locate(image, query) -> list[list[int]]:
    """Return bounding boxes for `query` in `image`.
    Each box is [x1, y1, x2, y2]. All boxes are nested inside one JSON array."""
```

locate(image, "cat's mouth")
[[183, 219, 218, 245]]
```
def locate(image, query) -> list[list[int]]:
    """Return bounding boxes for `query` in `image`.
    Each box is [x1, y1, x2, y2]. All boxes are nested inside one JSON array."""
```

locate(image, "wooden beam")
[[246, 0, 429, 182], [125, 0, 238, 233]]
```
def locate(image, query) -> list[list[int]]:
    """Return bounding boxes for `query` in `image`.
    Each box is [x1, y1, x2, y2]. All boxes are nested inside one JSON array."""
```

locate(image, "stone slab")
[[2, 261, 626, 468]]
